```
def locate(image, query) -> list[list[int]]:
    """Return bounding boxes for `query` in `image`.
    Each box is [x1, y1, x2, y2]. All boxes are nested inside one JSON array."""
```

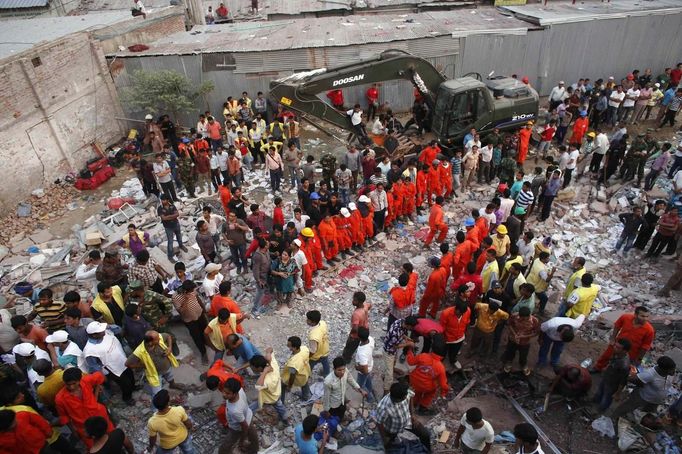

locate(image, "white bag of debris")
[[591, 415, 615, 438], [119, 178, 146, 201]]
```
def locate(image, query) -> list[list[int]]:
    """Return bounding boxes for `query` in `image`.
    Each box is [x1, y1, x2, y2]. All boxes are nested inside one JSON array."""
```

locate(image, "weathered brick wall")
[[0, 32, 125, 210], [97, 12, 187, 54]]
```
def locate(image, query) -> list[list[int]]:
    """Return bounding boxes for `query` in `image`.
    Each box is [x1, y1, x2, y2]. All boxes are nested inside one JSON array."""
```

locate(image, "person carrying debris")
[[402, 335, 448, 416]]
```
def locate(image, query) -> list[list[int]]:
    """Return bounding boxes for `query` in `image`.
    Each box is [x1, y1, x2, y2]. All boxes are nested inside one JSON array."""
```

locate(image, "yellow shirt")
[[503, 255, 523, 272], [282, 346, 311, 387], [148, 406, 189, 449], [481, 260, 499, 293], [526, 259, 550, 293], [309, 321, 330, 361], [491, 235, 510, 257], [563, 268, 586, 299], [37, 370, 64, 408], [475, 303, 509, 333], [566, 285, 600, 318], [255, 354, 282, 407]]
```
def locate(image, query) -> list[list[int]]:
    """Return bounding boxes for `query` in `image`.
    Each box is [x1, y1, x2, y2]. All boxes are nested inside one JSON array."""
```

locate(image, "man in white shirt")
[[153, 153, 177, 202], [563, 145, 579, 188], [513, 423, 545, 454], [354, 327, 376, 402], [607, 86, 626, 127], [369, 183, 388, 234], [76, 250, 101, 281], [588, 129, 610, 174], [548, 81, 567, 110], [620, 85, 641, 124], [516, 232, 535, 267], [196, 114, 208, 138], [537, 314, 585, 368], [465, 133, 481, 154], [455, 407, 495, 454], [291, 209, 310, 232], [216, 148, 229, 185], [346, 104, 367, 138], [478, 143, 493, 184], [132, 0, 146, 18], [371, 117, 385, 136]]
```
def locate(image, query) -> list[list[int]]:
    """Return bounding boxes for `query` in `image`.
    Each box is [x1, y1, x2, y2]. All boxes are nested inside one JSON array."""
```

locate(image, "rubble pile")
[[0, 183, 81, 245]]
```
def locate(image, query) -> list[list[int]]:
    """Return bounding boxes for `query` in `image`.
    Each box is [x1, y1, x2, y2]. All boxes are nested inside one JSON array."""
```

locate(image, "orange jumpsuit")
[[218, 185, 231, 215], [439, 162, 453, 197], [318, 218, 339, 260], [349, 209, 364, 246], [333, 215, 352, 251], [406, 351, 448, 408], [361, 205, 374, 239], [418, 145, 440, 165], [311, 230, 325, 269], [465, 226, 481, 249], [407, 271, 419, 306], [475, 216, 489, 243], [385, 190, 396, 225], [424, 203, 448, 246], [475, 247, 494, 274], [426, 167, 442, 205], [570, 117, 589, 146], [418, 266, 448, 318], [517, 127, 532, 165], [392, 181, 405, 218], [403, 181, 416, 216], [451, 239, 477, 282], [416, 170, 428, 208], [440, 251, 454, 281]]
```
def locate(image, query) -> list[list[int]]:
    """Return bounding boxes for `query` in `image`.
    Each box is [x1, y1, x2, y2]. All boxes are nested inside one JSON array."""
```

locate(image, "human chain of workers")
[[2, 64, 682, 454]]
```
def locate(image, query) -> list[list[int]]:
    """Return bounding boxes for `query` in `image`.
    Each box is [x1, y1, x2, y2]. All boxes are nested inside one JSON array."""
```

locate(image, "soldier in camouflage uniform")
[[177, 151, 197, 197], [320, 152, 337, 192], [620, 132, 655, 186], [498, 150, 518, 186], [127, 280, 173, 333]]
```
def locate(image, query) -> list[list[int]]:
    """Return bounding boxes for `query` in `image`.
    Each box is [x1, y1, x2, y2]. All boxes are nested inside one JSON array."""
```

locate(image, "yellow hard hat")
[[301, 227, 314, 238]]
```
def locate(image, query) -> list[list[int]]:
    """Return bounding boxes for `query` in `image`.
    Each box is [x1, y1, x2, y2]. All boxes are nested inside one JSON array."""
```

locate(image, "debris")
[[438, 430, 451, 443], [591, 416, 615, 438], [454, 378, 477, 400]]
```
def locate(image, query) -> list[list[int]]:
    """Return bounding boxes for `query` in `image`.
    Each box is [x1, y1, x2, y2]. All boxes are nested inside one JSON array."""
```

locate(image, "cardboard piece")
[[439, 430, 451, 443]]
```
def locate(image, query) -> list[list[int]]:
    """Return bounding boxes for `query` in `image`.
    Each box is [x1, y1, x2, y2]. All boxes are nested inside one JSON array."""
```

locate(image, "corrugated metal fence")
[[110, 10, 682, 127]]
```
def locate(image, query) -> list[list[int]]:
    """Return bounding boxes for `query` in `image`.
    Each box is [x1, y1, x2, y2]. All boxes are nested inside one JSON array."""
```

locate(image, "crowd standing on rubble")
[[1, 62, 682, 454]]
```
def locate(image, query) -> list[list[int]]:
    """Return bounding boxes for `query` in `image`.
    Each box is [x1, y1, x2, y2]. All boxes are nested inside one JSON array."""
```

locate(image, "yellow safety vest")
[[91, 286, 124, 325], [566, 285, 600, 318], [527, 259, 549, 293], [481, 261, 499, 293], [207, 315, 237, 352], [309, 321, 330, 361], [563, 268, 586, 299], [133, 336, 179, 387], [282, 346, 311, 387]]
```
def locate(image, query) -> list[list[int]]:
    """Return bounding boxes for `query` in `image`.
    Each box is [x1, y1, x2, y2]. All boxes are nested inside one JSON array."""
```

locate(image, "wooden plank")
[[454, 378, 477, 400], [438, 430, 451, 443]]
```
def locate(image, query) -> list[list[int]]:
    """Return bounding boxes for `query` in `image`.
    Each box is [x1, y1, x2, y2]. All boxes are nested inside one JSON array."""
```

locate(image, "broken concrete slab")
[[11, 237, 33, 254], [29, 229, 54, 244], [148, 246, 176, 276]]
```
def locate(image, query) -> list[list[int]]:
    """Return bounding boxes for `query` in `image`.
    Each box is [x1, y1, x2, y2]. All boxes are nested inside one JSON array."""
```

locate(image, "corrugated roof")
[[0, 11, 138, 60], [501, 0, 682, 26], [112, 8, 529, 56], [0, 0, 48, 9]]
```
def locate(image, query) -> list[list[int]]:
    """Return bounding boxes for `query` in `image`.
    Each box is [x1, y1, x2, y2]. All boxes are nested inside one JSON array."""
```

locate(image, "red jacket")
[[453, 240, 477, 277], [451, 273, 483, 305], [0, 409, 53, 454], [326, 90, 344, 106], [422, 266, 448, 301], [439, 306, 471, 342], [367, 87, 378, 103], [419, 145, 440, 165], [428, 204, 446, 229]]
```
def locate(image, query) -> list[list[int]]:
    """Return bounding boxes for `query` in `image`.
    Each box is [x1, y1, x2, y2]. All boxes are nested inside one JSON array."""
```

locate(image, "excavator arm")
[[269, 50, 446, 132]]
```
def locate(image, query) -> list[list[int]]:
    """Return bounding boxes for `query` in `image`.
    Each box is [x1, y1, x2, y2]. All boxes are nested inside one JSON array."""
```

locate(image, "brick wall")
[[97, 11, 186, 54], [0, 32, 125, 210]]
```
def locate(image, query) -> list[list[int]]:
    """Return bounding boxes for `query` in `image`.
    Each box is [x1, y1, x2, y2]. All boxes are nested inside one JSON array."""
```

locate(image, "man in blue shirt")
[[656, 87, 677, 123], [226, 334, 262, 372], [295, 414, 329, 454]]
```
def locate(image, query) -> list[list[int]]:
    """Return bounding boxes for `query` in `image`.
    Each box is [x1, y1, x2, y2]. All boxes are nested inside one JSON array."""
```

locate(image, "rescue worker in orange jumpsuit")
[[475, 238, 495, 274], [384, 188, 396, 227], [403, 335, 448, 414], [517, 121, 533, 165], [386, 273, 414, 331], [347, 202, 365, 251], [218, 184, 231, 216], [419, 140, 441, 165], [402, 262, 419, 308], [298, 232, 317, 276], [334, 208, 354, 259], [570, 110, 590, 147], [426, 160, 442, 205], [293, 239, 314, 292], [402, 174, 416, 218], [318, 213, 340, 263], [305, 222, 327, 271], [418, 257, 448, 318], [464, 217, 481, 249], [440, 243, 454, 282], [439, 159, 453, 199], [205, 359, 245, 427], [392, 178, 405, 221], [452, 230, 477, 282], [472, 210, 489, 242], [424, 196, 448, 247], [416, 164, 429, 210], [358, 195, 374, 242]]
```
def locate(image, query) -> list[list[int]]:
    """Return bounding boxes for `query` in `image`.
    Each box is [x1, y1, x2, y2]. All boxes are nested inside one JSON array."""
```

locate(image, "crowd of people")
[[2, 62, 682, 454]]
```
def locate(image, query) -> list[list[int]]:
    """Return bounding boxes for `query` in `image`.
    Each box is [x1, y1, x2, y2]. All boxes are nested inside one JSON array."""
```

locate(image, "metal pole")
[[507, 395, 563, 454]]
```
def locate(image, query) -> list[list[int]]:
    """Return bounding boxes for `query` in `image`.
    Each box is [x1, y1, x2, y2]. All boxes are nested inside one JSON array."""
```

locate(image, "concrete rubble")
[[1, 125, 681, 452]]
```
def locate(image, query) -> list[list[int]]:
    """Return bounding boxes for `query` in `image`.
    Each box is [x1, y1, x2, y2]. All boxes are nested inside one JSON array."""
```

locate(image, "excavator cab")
[[431, 80, 492, 139]]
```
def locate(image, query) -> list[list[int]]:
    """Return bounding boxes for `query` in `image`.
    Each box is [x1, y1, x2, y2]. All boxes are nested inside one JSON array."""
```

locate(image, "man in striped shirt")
[[28, 289, 66, 333], [515, 182, 535, 213]]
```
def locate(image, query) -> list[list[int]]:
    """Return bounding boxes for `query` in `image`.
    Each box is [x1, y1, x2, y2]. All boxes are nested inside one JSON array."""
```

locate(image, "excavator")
[[270, 49, 539, 158]]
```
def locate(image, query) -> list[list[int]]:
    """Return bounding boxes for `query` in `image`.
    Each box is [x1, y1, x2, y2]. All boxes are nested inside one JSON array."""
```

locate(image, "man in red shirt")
[[671, 63, 682, 88], [404, 315, 444, 354], [439, 297, 471, 371], [326, 90, 344, 110], [424, 196, 448, 247], [366, 84, 379, 120], [537, 120, 556, 160], [451, 263, 483, 307], [418, 257, 448, 318], [204, 359, 244, 427], [0, 408, 54, 454], [206, 116, 223, 151], [404, 337, 448, 415], [210, 282, 244, 335], [419, 140, 441, 165], [55, 369, 114, 448], [594, 306, 654, 371]]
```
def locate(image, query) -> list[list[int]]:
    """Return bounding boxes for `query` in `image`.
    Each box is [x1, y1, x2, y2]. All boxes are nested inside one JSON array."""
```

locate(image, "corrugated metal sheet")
[[458, 10, 682, 96], [502, 0, 682, 25], [0, 0, 47, 9], [110, 9, 528, 56]]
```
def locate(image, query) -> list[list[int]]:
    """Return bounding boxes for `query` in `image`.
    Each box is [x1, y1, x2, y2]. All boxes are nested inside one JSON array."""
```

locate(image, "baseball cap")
[[45, 330, 69, 343], [86, 321, 107, 334]]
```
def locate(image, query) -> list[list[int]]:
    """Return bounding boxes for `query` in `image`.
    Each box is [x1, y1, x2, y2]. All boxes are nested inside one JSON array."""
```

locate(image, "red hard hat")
[[522, 76, 529, 84]]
